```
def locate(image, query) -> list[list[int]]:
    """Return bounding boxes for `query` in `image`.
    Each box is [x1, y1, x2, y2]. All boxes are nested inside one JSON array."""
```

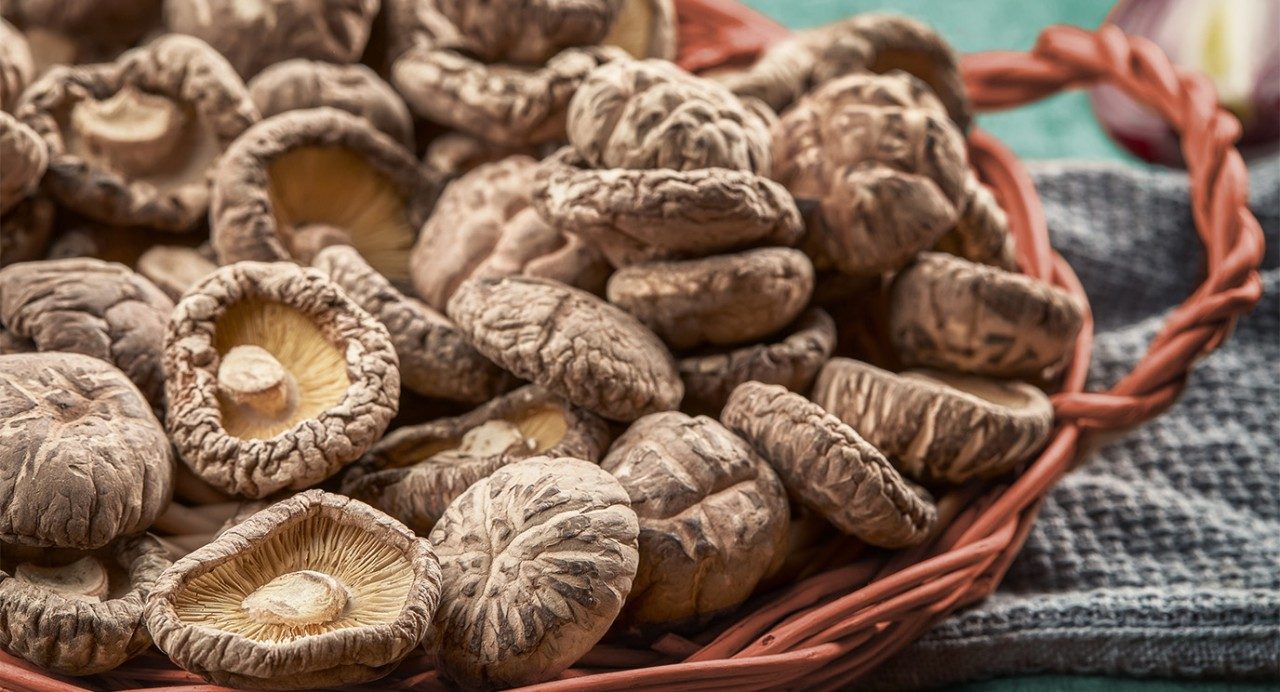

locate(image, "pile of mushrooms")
[[0, 5, 1084, 690]]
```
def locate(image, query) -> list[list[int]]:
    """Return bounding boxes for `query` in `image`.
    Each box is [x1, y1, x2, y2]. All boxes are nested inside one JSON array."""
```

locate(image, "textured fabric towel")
[[865, 157, 1280, 689]]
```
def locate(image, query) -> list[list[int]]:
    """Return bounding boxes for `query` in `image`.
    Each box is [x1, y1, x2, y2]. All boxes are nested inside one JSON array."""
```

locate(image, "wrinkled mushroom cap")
[[0, 19, 34, 112], [721, 381, 936, 548], [442, 0, 623, 64], [163, 261, 400, 498], [0, 352, 174, 549], [0, 111, 47, 214], [248, 59, 414, 149], [430, 456, 639, 689], [602, 0, 676, 60], [145, 490, 441, 689], [447, 275, 683, 422], [602, 411, 788, 628]]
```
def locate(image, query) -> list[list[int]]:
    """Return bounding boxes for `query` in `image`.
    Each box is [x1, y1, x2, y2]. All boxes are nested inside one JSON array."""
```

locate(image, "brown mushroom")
[[16, 34, 258, 232], [136, 245, 219, 301], [603, 0, 676, 60], [934, 175, 1020, 270], [889, 252, 1085, 380], [430, 456, 639, 689], [163, 0, 379, 79], [601, 411, 788, 629], [163, 262, 399, 498], [314, 244, 510, 403], [0, 535, 171, 675], [0, 352, 173, 549], [0, 19, 33, 112], [341, 385, 610, 534], [2, 0, 162, 76], [0, 258, 174, 404], [211, 108, 439, 287], [607, 247, 814, 350], [145, 490, 441, 689], [679, 307, 836, 416], [0, 193, 54, 266], [0, 111, 46, 214], [411, 155, 611, 311], [421, 132, 545, 178], [0, 325, 34, 353], [720, 381, 935, 548], [447, 275, 683, 422], [248, 59, 414, 149]]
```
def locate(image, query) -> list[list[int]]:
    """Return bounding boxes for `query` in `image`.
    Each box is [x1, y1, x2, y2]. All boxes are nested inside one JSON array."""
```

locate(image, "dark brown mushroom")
[[248, 59, 414, 149]]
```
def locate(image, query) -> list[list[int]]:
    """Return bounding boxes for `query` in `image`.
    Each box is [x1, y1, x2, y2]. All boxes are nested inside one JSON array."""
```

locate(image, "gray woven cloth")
[[865, 157, 1280, 689]]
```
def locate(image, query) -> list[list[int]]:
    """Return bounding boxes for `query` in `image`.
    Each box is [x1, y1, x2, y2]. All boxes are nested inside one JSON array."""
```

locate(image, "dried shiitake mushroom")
[[721, 381, 936, 548], [442, 0, 624, 65], [0, 194, 54, 266], [17, 35, 257, 232], [890, 252, 1085, 380], [341, 385, 610, 534], [0, 326, 34, 353], [679, 307, 836, 415], [603, 0, 676, 60], [146, 490, 441, 689], [0, 19, 33, 112], [421, 132, 544, 178], [163, 0, 379, 78], [314, 245, 509, 403], [211, 108, 438, 286], [0, 258, 174, 404], [0, 111, 46, 214], [430, 456, 639, 689], [448, 276, 684, 422], [607, 247, 814, 350], [411, 155, 610, 311], [813, 358, 1054, 484], [164, 262, 399, 498], [934, 176, 1019, 270], [0, 535, 171, 675], [2, 0, 162, 75], [602, 412, 788, 629], [0, 352, 173, 549], [248, 59, 414, 149], [137, 245, 218, 302]]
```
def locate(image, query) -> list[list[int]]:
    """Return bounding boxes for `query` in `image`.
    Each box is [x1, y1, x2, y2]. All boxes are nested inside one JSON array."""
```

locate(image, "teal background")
[[740, 0, 1135, 162]]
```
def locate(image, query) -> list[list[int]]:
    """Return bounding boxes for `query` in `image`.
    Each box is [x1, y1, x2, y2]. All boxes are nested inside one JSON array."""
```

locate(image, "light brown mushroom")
[[164, 262, 399, 498], [0, 193, 53, 266], [136, 245, 219, 301], [430, 456, 639, 689], [0, 19, 33, 112], [248, 59, 415, 149], [0, 111, 46, 214], [889, 252, 1085, 380], [603, 0, 676, 60], [2, 0, 162, 76], [145, 490, 441, 689]]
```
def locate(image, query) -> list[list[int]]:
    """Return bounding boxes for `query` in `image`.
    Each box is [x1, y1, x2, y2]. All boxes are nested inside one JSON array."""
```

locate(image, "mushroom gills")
[[13, 556, 111, 602]]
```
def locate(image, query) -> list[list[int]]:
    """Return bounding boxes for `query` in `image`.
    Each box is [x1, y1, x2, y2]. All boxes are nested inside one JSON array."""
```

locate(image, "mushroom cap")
[[163, 0, 379, 78], [430, 456, 639, 689], [0, 193, 54, 266], [163, 261, 400, 498], [0, 258, 175, 404], [145, 490, 441, 689], [0, 111, 47, 214], [3, 0, 161, 47], [534, 147, 803, 267], [0, 534, 172, 675], [421, 132, 545, 178], [679, 307, 836, 416], [935, 173, 1018, 271], [445, 0, 623, 64], [315, 244, 510, 404], [411, 155, 610, 312], [607, 247, 814, 350], [341, 384, 611, 534], [211, 108, 439, 286], [16, 34, 258, 231], [720, 381, 936, 548], [0, 19, 34, 113], [136, 245, 219, 302], [602, 0, 676, 60], [248, 59, 414, 150], [567, 58, 773, 173], [889, 252, 1085, 379], [0, 326, 34, 354], [844, 13, 971, 130], [0, 352, 174, 549], [447, 275, 683, 422], [813, 358, 1054, 484], [601, 411, 788, 628]]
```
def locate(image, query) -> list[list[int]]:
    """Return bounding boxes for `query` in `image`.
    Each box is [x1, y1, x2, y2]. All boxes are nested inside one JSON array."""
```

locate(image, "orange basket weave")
[[0, 2, 1266, 691]]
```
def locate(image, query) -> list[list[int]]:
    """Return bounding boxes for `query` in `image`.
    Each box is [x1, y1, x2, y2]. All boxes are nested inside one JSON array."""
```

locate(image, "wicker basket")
[[0, 2, 1266, 690]]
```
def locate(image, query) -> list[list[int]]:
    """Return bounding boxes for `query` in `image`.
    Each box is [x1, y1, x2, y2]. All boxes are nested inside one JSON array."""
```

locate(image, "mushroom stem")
[[241, 570, 351, 627], [217, 345, 298, 419], [71, 85, 187, 177], [14, 556, 110, 602]]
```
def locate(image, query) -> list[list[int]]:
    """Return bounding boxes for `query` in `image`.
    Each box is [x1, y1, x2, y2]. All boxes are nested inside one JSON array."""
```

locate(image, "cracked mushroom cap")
[[534, 146, 803, 267], [0, 19, 34, 113], [812, 358, 1054, 484], [163, 261, 399, 498], [721, 381, 935, 548], [679, 307, 836, 416], [248, 59, 414, 150], [136, 245, 219, 302], [163, 0, 379, 79], [0, 193, 54, 266], [315, 244, 509, 404], [607, 247, 814, 351], [602, 0, 676, 60], [430, 456, 639, 689], [567, 58, 773, 173], [447, 275, 683, 422], [0, 258, 175, 404], [211, 108, 439, 287], [889, 252, 1085, 380], [341, 385, 610, 535], [601, 411, 788, 629], [145, 490, 441, 689], [0, 352, 174, 549], [0, 111, 46, 214], [411, 155, 611, 312], [0, 534, 171, 675]]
